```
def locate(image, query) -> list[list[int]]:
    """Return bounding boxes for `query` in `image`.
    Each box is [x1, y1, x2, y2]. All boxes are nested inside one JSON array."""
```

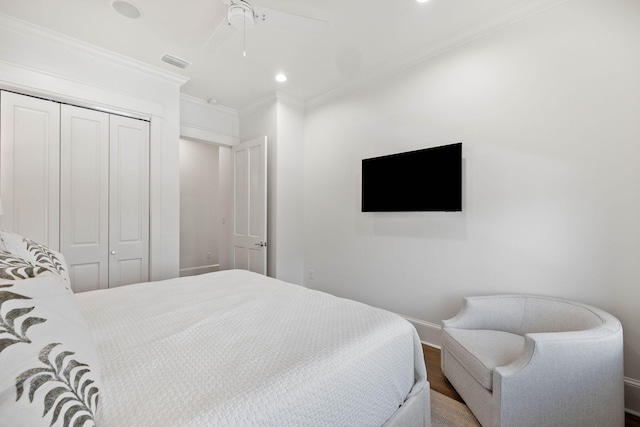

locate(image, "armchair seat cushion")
[[442, 328, 524, 390]]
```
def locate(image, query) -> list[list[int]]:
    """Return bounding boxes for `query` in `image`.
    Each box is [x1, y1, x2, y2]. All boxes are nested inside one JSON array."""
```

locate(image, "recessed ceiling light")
[[111, 0, 142, 19], [417, 0, 430, 3], [275, 73, 288, 82]]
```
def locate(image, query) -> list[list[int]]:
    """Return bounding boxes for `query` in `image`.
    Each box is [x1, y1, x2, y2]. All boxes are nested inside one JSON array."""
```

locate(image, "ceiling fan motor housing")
[[228, 0, 255, 30]]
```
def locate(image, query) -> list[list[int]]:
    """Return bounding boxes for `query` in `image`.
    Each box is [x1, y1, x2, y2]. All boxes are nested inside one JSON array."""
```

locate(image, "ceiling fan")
[[203, 0, 329, 55]]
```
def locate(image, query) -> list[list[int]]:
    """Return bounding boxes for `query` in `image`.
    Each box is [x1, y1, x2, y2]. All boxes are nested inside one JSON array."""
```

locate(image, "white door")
[[231, 137, 267, 274], [109, 115, 150, 287], [0, 91, 60, 248], [60, 105, 110, 292]]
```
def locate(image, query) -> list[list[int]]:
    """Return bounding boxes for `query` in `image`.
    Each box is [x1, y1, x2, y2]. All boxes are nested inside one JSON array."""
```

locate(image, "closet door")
[[0, 91, 60, 249], [109, 115, 149, 287], [60, 105, 109, 292]]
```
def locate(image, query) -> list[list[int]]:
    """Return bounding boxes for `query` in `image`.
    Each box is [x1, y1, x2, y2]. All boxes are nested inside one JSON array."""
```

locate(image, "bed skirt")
[[383, 382, 431, 427]]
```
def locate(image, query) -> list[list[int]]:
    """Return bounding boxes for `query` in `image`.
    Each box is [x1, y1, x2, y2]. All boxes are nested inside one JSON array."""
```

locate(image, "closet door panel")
[[0, 91, 60, 248], [109, 115, 149, 287], [60, 105, 109, 292], [70, 263, 103, 293]]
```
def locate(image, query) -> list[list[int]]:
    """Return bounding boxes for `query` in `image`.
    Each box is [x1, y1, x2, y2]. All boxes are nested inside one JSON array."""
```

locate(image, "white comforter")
[[76, 270, 427, 426]]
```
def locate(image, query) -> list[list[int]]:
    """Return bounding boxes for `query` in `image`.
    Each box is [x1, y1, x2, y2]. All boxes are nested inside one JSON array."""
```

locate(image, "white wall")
[[275, 98, 305, 284], [302, 0, 640, 412], [0, 13, 187, 280], [179, 139, 220, 276], [180, 94, 239, 147]]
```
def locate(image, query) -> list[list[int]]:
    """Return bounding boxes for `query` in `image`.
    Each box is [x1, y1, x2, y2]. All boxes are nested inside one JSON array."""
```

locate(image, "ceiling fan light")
[[275, 73, 287, 82], [228, 2, 255, 30]]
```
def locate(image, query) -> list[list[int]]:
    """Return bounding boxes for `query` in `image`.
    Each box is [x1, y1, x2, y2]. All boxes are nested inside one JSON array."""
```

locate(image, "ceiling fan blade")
[[253, 6, 329, 33], [202, 18, 234, 51]]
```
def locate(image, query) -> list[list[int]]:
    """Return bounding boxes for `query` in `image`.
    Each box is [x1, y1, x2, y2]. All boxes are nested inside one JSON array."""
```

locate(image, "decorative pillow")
[[0, 250, 51, 281], [0, 230, 72, 293], [0, 270, 100, 426]]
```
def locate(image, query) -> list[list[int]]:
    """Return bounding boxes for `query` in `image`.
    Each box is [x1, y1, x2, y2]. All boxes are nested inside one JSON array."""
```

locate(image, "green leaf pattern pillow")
[[0, 240, 100, 426], [0, 231, 72, 293]]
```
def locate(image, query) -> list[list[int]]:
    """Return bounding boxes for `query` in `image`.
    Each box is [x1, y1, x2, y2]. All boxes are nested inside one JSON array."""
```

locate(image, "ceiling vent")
[[161, 54, 191, 69]]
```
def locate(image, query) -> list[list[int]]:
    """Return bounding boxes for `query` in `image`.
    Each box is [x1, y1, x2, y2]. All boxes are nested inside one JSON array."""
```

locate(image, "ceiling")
[[0, 0, 559, 110]]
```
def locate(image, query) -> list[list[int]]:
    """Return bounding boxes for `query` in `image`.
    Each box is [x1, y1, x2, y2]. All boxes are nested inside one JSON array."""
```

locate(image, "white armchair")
[[441, 295, 624, 427]]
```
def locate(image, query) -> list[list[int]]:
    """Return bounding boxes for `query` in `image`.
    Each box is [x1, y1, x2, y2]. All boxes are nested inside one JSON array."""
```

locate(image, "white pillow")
[[0, 230, 72, 293], [0, 269, 100, 426]]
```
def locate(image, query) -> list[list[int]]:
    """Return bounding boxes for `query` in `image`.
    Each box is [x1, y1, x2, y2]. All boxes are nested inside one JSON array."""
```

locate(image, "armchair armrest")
[[442, 295, 528, 334], [493, 323, 624, 426]]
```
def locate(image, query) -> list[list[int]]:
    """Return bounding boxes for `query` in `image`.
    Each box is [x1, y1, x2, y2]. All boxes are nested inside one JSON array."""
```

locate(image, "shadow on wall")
[[356, 158, 467, 240], [359, 212, 467, 241]]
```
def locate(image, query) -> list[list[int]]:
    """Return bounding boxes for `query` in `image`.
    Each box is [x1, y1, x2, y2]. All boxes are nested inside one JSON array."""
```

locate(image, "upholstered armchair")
[[441, 295, 624, 427]]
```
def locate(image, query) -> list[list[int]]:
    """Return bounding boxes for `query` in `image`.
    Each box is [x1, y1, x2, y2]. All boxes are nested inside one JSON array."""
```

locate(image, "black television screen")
[[361, 142, 462, 212]]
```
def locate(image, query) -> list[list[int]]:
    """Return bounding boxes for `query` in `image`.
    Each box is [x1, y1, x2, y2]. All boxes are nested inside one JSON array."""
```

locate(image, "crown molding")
[[238, 91, 277, 117], [306, 0, 570, 109], [0, 59, 165, 118], [275, 91, 305, 110], [0, 12, 189, 87], [180, 93, 238, 116], [238, 90, 305, 116]]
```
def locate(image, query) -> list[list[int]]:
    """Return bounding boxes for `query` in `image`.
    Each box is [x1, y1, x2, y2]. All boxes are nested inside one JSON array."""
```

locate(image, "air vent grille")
[[161, 54, 191, 69]]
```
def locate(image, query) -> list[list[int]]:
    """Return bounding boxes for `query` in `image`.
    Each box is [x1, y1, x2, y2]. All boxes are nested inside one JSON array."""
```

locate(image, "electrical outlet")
[[308, 270, 314, 280], [206, 252, 211, 260]]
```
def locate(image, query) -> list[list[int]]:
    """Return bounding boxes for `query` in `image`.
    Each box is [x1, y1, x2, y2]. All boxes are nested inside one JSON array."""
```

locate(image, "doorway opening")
[[179, 139, 222, 277]]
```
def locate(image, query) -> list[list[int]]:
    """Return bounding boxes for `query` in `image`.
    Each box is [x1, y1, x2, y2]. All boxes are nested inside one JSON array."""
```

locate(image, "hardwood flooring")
[[421, 344, 640, 427]]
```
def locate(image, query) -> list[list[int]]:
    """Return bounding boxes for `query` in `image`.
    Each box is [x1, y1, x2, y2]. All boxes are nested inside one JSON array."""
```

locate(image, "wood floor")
[[421, 344, 640, 427]]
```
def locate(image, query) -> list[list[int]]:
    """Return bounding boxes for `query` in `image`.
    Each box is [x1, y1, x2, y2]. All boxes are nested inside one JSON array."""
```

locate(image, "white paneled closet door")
[[0, 91, 60, 249], [60, 105, 110, 292], [1, 92, 150, 292], [60, 108, 149, 291], [108, 115, 149, 288]]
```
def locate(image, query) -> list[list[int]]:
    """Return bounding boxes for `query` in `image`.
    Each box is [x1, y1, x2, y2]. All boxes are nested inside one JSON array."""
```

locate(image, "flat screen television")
[[361, 142, 462, 212]]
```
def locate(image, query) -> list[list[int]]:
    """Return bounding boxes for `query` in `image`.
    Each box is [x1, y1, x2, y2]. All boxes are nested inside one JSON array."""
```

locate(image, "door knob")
[[111, 251, 116, 255]]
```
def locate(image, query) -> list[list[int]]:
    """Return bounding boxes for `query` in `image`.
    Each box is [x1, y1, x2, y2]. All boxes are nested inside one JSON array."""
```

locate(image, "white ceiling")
[[0, 0, 562, 110]]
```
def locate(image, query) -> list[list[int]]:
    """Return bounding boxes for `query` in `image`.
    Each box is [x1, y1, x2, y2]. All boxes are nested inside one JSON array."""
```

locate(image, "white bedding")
[[75, 270, 427, 426]]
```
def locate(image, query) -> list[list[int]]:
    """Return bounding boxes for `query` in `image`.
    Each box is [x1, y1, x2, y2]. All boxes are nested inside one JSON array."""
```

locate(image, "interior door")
[[109, 115, 150, 287], [0, 91, 60, 248], [231, 137, 267, 274], [60, 105, 110, 292]]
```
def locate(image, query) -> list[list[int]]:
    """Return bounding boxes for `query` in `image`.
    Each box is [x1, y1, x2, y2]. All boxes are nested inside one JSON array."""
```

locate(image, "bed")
[[0, 230, 430, 427]]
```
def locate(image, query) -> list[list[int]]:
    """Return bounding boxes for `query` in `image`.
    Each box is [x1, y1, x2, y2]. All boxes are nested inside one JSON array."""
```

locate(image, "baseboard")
[[179, 264, 219, 277], [625, 377, 640, 416], [401, 315, 442, 349]]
